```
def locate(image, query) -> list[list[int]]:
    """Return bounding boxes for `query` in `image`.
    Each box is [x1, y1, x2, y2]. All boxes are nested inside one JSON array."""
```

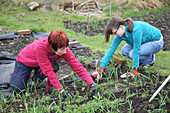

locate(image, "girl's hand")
[[120, 70, 139, 78], [91, 67, 104, 79]]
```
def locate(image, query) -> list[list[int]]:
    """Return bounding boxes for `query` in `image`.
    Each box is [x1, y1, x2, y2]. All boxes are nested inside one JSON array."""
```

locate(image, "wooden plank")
[[58, 74, 70, 80], [68, 41, 80, 46], [17, 29, 31, 35]]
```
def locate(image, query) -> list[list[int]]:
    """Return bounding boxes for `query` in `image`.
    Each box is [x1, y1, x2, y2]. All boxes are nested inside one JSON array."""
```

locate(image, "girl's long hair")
[[105, 17, 134, 42]]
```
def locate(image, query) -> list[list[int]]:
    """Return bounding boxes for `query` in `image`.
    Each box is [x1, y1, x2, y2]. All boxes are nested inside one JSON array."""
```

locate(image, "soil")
[[0, 11, 170, 112]]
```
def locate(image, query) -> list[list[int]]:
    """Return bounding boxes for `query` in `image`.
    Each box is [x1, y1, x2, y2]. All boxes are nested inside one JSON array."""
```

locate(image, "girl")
[[92, 17, 164, 78]]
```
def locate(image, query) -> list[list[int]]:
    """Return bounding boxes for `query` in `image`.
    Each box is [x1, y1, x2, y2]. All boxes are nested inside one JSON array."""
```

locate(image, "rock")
[[27, 2, 40, 10]]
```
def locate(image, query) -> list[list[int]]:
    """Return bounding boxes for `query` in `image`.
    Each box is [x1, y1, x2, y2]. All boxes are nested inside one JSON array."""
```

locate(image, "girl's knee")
[[121, 48, 128, 56], [128, 51, 133, 59], [128, 54, 133, 59]]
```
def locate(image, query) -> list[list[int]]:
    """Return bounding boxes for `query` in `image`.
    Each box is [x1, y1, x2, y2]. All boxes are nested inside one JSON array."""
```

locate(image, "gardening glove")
[[61, 90, 74, 99], [91, 67, 104, 79], [90, 83, 102, 98], [120, 70, 139, 78]]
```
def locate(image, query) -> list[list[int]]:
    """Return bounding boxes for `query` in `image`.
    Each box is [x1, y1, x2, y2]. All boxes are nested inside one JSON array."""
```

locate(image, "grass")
[[0, 66, 169, 112], [0, 1, 170, 112]]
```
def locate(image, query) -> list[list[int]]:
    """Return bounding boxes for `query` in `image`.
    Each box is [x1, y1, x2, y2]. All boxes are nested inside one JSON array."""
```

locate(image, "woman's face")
[[52, 47, 67, 56], [112, 25, 125, 37]]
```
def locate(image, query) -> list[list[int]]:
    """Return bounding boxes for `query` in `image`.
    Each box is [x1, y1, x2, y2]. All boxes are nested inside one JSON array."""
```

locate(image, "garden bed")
[[0, 11, 170, 112], [0, 35, 169, 112]]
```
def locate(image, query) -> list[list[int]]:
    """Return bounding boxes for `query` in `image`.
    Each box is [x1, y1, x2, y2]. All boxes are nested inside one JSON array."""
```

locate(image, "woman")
[[10, 29, 101, 98], [92, 17, 164, 78]]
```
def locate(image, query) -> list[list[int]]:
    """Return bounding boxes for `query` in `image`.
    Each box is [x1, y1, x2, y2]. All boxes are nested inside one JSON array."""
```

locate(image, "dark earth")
[[0, 10, 169, 112]]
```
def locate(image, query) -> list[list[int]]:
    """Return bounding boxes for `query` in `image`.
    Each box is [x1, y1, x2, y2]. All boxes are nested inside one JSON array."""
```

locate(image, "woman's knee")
[[10, 82, 26, 93]]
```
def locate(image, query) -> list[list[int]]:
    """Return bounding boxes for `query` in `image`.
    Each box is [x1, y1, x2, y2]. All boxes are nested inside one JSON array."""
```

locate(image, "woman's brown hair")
[[105, 17, 134, 42], [48, 29, 69, 51]]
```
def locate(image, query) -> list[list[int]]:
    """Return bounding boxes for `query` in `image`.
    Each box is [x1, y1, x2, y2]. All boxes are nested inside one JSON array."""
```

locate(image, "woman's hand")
[[61, 91, 74, 99], [89, 83, 102, 98]]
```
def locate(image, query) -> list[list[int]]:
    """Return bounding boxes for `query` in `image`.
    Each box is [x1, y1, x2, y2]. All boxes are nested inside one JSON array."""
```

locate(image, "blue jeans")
[[10, 61, 59, 92], [121, 39, 164, 65]]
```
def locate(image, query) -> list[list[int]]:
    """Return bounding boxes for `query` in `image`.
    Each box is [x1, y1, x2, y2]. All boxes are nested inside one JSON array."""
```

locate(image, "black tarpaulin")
[[0, 51, 16, 96], [0, 32, 21, 40], [31, 32, 50, 39]]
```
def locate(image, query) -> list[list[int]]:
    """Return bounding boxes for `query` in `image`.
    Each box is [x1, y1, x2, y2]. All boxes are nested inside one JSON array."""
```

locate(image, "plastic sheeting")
[[0, 51, 16, 96], [0, 61, 15, 86], [0, 51, 16, 85], [0, 32, 21, 40], [31, 32, 50, 39], [0, 51, 17, 60], [0, 31, 50, 40]]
